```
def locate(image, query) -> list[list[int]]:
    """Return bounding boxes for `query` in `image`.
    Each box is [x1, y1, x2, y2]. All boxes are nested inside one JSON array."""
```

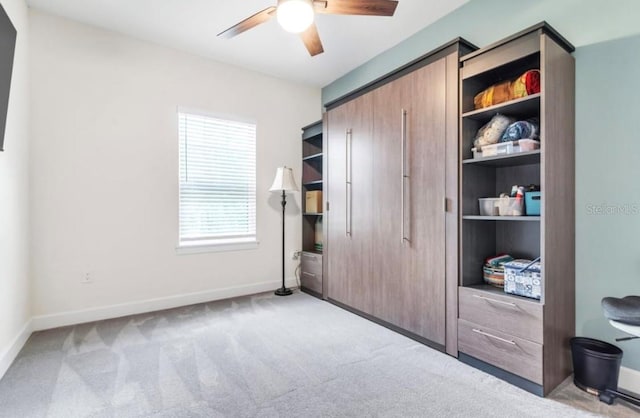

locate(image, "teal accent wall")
[[575, 34, 640, 371], [322, 0, 640, 105], [322, 0, 640, 370]]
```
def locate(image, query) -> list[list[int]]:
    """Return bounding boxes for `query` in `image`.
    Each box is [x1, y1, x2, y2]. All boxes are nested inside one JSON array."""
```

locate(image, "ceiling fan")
[[217, 0, 399, 57]]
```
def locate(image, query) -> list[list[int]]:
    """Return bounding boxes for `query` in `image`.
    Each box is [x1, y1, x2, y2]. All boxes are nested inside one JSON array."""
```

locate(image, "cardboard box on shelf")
[[305, 191, 322, 213]]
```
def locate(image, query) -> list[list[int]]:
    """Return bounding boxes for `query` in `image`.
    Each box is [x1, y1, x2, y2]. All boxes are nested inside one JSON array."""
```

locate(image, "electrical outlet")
[[81, 272, 93, 284], [290, 251, 301, 260]]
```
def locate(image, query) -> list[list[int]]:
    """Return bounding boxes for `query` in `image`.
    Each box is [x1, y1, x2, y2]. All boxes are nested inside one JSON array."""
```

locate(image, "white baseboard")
[[32, 277, 298, 331], [0, 319, 33, 380], [620, 366, 640, 394]]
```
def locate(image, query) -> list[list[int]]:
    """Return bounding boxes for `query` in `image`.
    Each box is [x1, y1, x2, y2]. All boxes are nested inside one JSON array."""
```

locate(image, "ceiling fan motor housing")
[[277, 0, 315, 33]]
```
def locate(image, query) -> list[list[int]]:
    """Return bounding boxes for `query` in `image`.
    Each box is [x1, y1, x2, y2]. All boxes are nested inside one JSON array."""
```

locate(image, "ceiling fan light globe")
[[277, 0, 314, 33]]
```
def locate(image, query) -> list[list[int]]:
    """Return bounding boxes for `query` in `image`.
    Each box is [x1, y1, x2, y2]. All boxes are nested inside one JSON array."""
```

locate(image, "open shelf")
[[463, 215, 540, 221], [463, 150, 540, 167], [303, 133, 323, 156], [302, 121, 322, 140], [462, 48, 541, 80], [462, 93, 541, 122]]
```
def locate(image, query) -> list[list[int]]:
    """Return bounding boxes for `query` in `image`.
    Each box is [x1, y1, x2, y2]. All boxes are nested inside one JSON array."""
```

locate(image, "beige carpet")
[[0, 291, 637, 417]]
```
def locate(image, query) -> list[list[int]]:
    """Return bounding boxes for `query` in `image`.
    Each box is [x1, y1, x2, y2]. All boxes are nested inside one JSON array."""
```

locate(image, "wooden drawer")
[[301, 252, 322, 274], [459, 287, 543, 343], [458, 319, 543, 385], [301, 252, 322, 294]]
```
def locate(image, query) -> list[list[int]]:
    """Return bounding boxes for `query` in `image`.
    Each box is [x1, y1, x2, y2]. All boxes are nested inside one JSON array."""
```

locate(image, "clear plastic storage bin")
[[478, 198, 500, 216], [478, 197, 525, 216], [498, 197, 524, 216], [473, 139, 540, 158]]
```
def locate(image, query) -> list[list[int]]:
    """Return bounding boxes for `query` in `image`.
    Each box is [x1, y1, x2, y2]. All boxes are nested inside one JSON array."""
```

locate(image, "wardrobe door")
[[371, 77, 408, 326], [349, 93, 375, 314], [328, 58, 449, 347], [401, 59, 447, 344], [326, 103, 349, 305], [326, 94, 374, 312]]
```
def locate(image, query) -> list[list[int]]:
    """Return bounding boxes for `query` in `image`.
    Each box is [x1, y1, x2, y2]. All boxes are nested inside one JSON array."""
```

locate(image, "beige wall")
[[0, 0, 30, 374], [29, 11, 321, 318]]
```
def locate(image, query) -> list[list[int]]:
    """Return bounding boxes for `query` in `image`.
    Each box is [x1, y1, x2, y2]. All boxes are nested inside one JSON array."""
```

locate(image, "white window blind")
[[178, 111, 256, 247]]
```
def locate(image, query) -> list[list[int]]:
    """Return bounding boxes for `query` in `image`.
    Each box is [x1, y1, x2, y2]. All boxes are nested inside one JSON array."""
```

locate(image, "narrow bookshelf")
[[300, 120, 324, 298], [457, 23, 575, 396]]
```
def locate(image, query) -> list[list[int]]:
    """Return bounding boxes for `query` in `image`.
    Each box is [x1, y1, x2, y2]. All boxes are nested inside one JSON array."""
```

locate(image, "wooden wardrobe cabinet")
[[325, 40, 473, 351], [326, 93, 374, 314], [322, 23, 574, 398], [371, 61, 447, 344]]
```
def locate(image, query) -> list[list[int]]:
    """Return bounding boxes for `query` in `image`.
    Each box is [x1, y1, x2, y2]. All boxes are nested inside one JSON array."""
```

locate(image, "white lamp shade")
[[277, 0, 314, 34], [270, 166, 299, 192]]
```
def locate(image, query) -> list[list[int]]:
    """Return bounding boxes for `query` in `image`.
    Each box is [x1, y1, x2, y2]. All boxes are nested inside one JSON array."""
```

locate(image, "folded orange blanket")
[[474, 70, 541, 109]]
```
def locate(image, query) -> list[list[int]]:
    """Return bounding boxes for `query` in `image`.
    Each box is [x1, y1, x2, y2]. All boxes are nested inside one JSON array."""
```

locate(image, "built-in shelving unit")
[[457, 22, 575, 397], [300, 120, 324, 298], [460, 42, 544, 290]]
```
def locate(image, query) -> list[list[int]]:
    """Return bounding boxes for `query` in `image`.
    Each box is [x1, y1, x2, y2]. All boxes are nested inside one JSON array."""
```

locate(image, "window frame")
[[175, 107, 259, 254]]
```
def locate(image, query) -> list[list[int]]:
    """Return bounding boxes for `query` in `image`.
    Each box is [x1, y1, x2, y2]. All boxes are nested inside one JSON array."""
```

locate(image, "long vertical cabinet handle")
[[401, 109, 409, 244], [346, 128, 353, 237]]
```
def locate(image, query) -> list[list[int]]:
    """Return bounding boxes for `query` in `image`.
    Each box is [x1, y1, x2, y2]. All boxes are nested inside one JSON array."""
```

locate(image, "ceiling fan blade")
[[300, 22, 324, 56], [217, 6, 277, 39], [313, 0, 398, 16]]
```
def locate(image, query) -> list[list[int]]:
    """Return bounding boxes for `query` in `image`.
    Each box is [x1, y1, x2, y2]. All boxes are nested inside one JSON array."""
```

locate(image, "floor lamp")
[[270, 166, 298, 296]]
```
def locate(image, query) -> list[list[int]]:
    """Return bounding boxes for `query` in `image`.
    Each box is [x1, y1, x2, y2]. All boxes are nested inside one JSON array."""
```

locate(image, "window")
[[178, 110, 257, 251]]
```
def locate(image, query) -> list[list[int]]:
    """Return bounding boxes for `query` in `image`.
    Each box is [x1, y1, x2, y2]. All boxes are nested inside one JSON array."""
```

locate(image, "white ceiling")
[[25, 0, 469, 87]]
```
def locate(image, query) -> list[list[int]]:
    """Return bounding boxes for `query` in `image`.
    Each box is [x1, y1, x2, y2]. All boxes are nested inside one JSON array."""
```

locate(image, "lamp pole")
[[270, 166, 296, 296], [275, 189, 292, 296]]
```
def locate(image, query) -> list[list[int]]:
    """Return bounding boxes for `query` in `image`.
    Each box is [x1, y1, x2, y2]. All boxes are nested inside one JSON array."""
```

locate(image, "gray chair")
[[602, 296, 640, 341]]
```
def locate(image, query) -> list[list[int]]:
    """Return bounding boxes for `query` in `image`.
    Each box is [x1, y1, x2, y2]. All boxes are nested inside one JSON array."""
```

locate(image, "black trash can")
[[571, 337, 623, 393]]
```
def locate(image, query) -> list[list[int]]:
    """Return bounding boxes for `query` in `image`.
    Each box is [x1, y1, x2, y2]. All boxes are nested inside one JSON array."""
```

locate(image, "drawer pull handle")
[[302, 272, 316, 278], [472, 328, 516, 345], [473, 294, 517, 308]]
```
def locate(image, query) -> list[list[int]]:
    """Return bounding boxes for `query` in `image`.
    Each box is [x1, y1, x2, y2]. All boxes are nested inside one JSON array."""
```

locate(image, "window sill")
[[176, 238, 259, 255]]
